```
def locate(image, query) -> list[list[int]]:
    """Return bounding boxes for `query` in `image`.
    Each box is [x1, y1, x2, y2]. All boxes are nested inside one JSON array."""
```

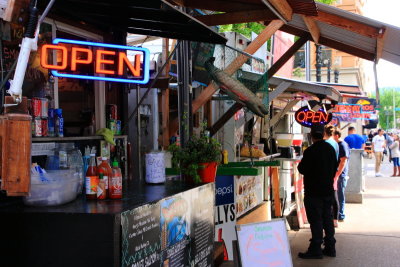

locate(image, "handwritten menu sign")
[[236, 219, 293, 267], [190, 183, 215, 267], [121, 203, 161, 267]]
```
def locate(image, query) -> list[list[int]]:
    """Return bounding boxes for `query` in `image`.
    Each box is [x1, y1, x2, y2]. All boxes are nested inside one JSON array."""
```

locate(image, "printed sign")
[[295, 106, 332, 127], [190, 184, 215, 267], [215, 175, 234, 206], [41, 38, 150, 84], [333, 98, 377, 121], [235, 175, 264, 217], [160, 192, 191, 267], [121, 203, 161, 267], [236, 219, 293, 267]]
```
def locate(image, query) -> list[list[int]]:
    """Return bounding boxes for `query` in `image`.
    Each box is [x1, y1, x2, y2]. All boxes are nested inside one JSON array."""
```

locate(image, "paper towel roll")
[[145, 151, 166, 183]]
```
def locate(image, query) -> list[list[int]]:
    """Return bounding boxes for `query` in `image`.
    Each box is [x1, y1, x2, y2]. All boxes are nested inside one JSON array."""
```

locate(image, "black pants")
[[304, 195, 336, 248], [333, 190, 339, 220]]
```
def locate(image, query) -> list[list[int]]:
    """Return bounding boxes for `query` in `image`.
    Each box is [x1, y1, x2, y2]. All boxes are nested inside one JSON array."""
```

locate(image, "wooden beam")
[[166, 0, 263, 13], [279, 24, 376, 61], [315, 11, 382, 39], [267, 34, 309, 78], [376, 27, 387, 62], [270, 99, 300, 127], [195, 9, 275, 26], [271, 167, 282, 217], [193, 20, 284, 113], [302, 15, 320, 44], [208, 34, 307, 136], [264, 0, 293, 21], [209, 102, 243, 137]]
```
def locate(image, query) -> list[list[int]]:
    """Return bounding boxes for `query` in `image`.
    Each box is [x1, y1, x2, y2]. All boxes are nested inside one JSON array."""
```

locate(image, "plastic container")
[[110, 160, 122, 199], [24, 170, 80, 206], [275, 133, 294, 147], [292, 133, 304, 146]]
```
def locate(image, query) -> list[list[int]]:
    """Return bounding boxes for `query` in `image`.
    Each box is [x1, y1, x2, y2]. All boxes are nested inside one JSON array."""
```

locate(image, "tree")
[[377, 88, 400, 130]]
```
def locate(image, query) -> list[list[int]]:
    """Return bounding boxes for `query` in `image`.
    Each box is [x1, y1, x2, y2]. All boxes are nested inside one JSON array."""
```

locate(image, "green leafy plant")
[[168, 134, 222, 183]]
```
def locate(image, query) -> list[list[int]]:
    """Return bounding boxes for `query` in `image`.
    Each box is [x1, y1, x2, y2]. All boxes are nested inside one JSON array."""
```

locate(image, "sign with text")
[[121, 203, 161, 267], [295, 106, 332, 127], [333, 98, 377, 121], [236, 219, 293, 267], [41, 38, 150, 84], [215, 175, 234, 206]]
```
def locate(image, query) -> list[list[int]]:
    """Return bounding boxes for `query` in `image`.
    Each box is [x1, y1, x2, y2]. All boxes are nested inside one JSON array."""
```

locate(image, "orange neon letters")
[[71, 47, 93, 71], [41, 44, 68, 70], [118, 53, 140, 76], [96, 50, 116, 75]]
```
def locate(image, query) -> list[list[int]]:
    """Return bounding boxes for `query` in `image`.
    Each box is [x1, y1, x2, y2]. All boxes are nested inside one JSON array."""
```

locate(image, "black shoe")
[[322, 248, 336, 257], [298, 251, 323, 259]]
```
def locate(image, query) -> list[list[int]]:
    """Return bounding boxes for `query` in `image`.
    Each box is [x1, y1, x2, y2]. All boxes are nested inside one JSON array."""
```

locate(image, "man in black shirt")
[[297, 125, 339, 259]]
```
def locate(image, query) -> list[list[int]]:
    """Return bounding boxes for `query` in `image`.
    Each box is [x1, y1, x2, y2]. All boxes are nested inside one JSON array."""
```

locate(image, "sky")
[[364, 0, 400, 88]]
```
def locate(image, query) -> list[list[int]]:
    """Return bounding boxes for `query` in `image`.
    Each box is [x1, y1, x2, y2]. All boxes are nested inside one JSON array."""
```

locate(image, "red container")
[[197, 162, 218, 183], [292, 140, 302, 146], [31, 98, 42, 117], [41, 118, 48, 137], [106, 104, 118, 120], [33, 118, 42, 137]]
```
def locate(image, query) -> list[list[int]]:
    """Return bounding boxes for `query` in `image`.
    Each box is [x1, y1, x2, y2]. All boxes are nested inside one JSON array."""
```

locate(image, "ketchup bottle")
[[85, 154, 99, 200], [109, 160, 122, 199]]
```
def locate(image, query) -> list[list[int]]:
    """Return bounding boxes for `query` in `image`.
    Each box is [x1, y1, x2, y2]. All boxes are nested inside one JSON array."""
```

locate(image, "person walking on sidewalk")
[[333, 129, 350, 222], [389, 134, 400, 176], [344, 126, 365, 149], [372, 129, 386, 177], [297, 125, 338, 259]]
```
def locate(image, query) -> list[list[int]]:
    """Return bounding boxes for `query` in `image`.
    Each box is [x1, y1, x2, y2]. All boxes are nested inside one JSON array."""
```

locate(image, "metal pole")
[[327, 59, 331, 83], [136, 85, 142, 181], [177, 40, 191, 147], [315, 44, 322, 82], [393, 87, 396, 129], [305, 41, 311, 81]]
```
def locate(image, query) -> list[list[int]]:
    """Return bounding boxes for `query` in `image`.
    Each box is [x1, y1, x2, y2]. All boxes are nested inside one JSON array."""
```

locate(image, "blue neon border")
[[51, 38, 150, 84]]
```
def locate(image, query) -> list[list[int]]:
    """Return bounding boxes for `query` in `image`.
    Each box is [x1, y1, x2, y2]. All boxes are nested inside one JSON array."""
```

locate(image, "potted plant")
[[168, 134, 222, 184]]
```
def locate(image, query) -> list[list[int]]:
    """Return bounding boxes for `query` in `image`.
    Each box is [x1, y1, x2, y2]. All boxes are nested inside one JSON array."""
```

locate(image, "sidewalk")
[[289, 157, 400, 267]]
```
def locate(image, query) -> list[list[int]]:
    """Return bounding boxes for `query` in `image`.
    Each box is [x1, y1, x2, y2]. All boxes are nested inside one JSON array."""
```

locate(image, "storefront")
[[0, 1, 226, 266]]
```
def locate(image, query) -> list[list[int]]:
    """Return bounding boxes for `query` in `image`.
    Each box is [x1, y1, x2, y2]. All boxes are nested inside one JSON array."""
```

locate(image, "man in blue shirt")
[[344, 127, 365, 149], [333, 129, 350, 222]]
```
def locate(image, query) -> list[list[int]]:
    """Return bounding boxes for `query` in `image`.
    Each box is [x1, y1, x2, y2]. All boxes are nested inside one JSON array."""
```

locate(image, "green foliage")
[[315, 0, 337, 4], [377, 87, 400, 130], [168, 135, 221, 183], [293, 67, 304, 78], [220, 22, 265, 38]]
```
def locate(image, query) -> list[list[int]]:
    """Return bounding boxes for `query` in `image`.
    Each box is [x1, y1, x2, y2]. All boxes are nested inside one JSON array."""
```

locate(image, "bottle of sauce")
[[85, 154, 99, 200], [97, 173, 107, 200], [110, 160, 122, 199], [98, 157, 112, 199]]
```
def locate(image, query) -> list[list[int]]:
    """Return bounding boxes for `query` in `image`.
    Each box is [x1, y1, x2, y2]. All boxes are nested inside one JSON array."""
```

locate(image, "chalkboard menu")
[[190, 184, 215, 267], [121, 203, 161, 267], [236, 219, 293, 267]]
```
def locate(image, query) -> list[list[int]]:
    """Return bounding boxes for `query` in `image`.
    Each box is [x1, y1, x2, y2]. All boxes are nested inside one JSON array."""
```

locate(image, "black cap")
[[311, 124, 325, 135]]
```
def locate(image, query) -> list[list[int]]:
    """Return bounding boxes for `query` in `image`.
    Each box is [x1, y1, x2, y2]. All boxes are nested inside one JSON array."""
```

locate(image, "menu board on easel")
[[235, 219, 293, 267]]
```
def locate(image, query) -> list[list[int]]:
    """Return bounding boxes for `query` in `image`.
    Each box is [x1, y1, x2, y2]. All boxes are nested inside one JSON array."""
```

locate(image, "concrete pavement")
[[289, 157, 400, 267]]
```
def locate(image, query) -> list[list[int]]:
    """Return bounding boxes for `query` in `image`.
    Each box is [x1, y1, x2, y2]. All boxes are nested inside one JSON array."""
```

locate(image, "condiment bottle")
[[85, 154, 99, 200], [109, 160, 122, 199], [97, 173, 107, 200], [98, 157, 112, 199]]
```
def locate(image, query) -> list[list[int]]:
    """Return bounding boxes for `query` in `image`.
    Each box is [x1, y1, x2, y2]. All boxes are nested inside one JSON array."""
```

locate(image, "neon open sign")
[[41, 38, 150, 84], [295, 106, 332, 127]]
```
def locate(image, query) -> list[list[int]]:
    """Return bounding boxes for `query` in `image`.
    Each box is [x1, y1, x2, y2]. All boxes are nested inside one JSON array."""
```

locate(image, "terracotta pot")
[[197, 162, 218, 183]]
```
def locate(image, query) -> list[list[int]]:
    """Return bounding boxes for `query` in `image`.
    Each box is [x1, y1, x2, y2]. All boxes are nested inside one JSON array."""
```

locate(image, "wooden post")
[[192, 20, 284, 113], [0, 113, 32, 196], [271, 166, 281, 217], [161, 38, 170, 149]]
